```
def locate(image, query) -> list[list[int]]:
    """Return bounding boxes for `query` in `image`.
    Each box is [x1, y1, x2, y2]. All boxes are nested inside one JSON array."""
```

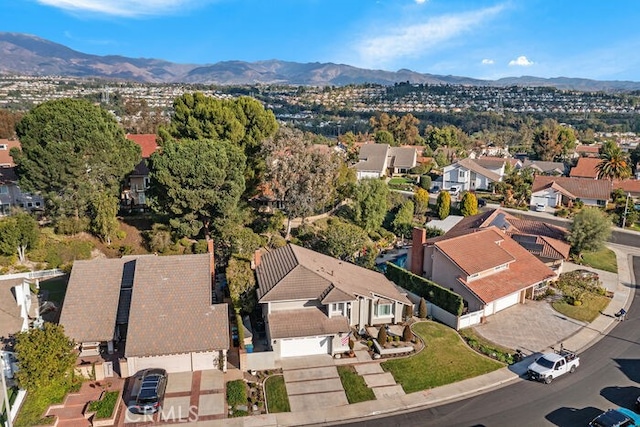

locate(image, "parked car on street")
[[535, 203, 546, 212], [589, 407, 640, 426], [132, 369, 168, 414], [527, 347, 579, 384]]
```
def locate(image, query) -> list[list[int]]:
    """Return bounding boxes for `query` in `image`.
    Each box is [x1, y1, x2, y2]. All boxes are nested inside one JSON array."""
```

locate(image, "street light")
[[622, 192, 631, 229]]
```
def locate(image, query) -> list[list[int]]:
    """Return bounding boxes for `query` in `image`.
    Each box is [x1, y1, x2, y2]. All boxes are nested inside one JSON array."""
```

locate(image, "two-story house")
[[441, 157, 502, 193], [121, 134, 159, 211], [0, 139, 45, 216], [255, 244, 411, 359]]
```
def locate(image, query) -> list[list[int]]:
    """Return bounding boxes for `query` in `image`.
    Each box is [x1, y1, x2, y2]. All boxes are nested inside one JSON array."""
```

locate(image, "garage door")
[[280, 336, 330, 358], [191, 351, 218, 371], [129, 353, 192, 374], [494, 292, 520, 313]]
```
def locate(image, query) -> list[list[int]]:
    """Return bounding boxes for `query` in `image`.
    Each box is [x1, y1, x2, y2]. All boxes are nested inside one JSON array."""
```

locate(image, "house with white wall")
[[530, 176, 612, 209], [441, 158, 502, 192]]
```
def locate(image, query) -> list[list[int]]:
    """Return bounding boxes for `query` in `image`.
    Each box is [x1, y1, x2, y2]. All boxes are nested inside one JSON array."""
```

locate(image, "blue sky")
[[3, 0, 640, 81]]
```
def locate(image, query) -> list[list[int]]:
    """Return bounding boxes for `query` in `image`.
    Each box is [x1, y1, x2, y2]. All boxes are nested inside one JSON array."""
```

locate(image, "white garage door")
[[280, 336, 330, 358], [494, 292, 520, 313], [191, 351, 218, 371], [129, 353, 192, 374]]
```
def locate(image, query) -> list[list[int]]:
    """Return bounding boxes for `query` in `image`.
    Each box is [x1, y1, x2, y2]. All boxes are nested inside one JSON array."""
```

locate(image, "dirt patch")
[[87, 218, 152, 258]]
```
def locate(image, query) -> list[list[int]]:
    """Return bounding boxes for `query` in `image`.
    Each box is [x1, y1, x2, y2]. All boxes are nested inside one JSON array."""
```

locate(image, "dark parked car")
[[429, 185, 440, 194], [133, 369, 167, 414], [589, 408, 640, 426], [477, 198, 487, 207]]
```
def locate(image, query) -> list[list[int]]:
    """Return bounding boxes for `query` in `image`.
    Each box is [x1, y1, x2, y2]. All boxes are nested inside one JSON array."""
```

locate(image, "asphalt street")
[[338, 256, 640, 427]]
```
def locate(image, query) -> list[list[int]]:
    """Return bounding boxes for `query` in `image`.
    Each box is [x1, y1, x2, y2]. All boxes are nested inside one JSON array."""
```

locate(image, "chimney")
[[253, 249, 262, 270], [207, 238, 215, 276], [410, 227, 426, 275]]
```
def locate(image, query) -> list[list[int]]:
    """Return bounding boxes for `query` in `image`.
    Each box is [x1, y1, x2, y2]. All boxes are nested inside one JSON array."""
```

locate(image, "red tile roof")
[[448, 228, 556, 303], [570, 157, 600, 179], [575, 145, 600, 155], [0, 139, 20, 167], [613, 179, 640, 196], [126, 134, 158, 158]]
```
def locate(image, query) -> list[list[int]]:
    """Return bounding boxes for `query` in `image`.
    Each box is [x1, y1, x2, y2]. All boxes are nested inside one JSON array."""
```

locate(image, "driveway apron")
[[280, 355, 348, 412]]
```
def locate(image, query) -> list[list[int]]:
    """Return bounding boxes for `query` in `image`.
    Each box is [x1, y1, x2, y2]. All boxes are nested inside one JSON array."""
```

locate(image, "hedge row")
[[385, 262, 464, 316]]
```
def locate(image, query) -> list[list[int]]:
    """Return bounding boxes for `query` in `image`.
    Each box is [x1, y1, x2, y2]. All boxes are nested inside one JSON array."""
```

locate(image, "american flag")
[[341, 331, 352, 346]]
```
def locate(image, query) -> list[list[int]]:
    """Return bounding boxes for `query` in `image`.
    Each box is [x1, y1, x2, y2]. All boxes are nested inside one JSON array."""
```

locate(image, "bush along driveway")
[[381, 321, 504, 394]]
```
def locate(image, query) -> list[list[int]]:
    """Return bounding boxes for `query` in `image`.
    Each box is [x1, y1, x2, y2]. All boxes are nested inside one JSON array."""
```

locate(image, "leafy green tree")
[[12, 98, 141, 221], [14, 323, 76, 392], [596, 145, 632, 180], [262, 127, 340, 237], [0, 213, 39, 262], [419, 175, 432, 190], [317, 219, 370, 263], [460, 192, 479, 216], [351, 179, 389, 232], [436, 191, 451, 220], [374, 130, 395, 146], [414, 187, 430, 215], [424, 125, 469, 151], [568, 208, 612, 257], [89, 192, 119, 245], [148, 138, 246, 239], [226, 257, 257, 314], [165, 93, 278, 192], [392, 200, 415, 237], [334, 163, 357, 201], [532, 119, 576, 161]]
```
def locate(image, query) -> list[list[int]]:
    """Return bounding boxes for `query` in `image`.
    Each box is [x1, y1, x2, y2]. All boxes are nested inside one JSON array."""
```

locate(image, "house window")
[[0, 144, 6, 150], [331, 302, 345, 316], [458, 170, 466, 179], [0, 186, 7, 195], [375, 302, 392, 317], [597, 200, 606, 206]]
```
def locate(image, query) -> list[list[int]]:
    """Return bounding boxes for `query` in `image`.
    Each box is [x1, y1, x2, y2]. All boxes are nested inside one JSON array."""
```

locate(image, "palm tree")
[[596, 146, 632, 180]]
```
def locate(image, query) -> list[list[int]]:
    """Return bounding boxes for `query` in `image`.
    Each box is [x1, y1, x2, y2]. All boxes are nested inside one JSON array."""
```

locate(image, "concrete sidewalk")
[[202, 243, 638, 427]]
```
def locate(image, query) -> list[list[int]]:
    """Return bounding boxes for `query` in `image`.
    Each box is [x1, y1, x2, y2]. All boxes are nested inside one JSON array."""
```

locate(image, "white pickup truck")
[[527, 348, 579, 384]]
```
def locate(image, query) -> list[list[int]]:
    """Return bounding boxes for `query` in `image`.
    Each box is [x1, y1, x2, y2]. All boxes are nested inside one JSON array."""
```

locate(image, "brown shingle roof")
[[455, 158, 502, 182], [532, 176, 612, 201], [570, 157, 600, 179], [388, 146, 417, 169], [354, 143, 389, 173], [0, 279, 29, 341], [60, 258, 129, 343], [268, 308, 350, 339], [472, 157, 506, 169], [435, 228, 515, 275], [257, 244, 409, 304], [125, 254, 228, 357]]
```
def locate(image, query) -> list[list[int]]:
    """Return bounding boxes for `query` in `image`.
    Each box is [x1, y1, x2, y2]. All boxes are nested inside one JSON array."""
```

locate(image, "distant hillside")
[[2, 32, 640, 92]]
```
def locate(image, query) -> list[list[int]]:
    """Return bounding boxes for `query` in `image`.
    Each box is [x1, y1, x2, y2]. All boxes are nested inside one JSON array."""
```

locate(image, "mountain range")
[[2, 32, 640, 92]]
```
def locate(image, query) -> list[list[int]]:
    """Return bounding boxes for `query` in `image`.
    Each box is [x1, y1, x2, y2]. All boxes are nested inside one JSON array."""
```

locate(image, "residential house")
[[353, 143, 417, 179], [613, 180, 640, 198], [410, 226, 556, 317], [520, 160, 567, 176], [530, 176, 612, 208], [470, 156, 509, 177], [121, 134, 159, 210], [436, 209, 570, 272], [0, 278, 38, 345], [0, 139, 45, 216], [574, 144, 600, 158], [570, 157, 601, 179], [441, 157, 502, 193], [60, 245, 229, 376], [255, 244, 411, 359]]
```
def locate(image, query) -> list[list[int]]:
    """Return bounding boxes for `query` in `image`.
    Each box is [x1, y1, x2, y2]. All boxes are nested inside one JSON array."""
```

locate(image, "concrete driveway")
[[121, 370, 225, 425], [281, 355, 348, 412], [474, 262, 619, 354]]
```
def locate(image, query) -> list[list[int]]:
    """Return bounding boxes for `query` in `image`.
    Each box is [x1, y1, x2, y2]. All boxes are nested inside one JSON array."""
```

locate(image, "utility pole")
[[622, 192, 631, 229]]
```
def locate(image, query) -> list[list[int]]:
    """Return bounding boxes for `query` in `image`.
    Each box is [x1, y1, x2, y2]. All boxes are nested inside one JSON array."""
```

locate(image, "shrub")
[[403, 304, 413, 320], [55, 217, 89, 235], [394, 335, 400, 342], [419, 175, 432, 190], [377, 326, 387, 344], [402, 325, 413, 342], [115, 230, 127, 240], [366, 340, 373, 349], [418, 297, 427, 319], [193, 239, 209, 254], [119, 245, 134, 256]]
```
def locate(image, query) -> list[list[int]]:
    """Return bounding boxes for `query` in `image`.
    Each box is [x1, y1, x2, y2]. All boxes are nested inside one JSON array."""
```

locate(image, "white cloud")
[[508, 55, 534, 66], [481, 58, 494, 65], [36, 0, 208, 17], [414, 0, 427, 4], [354, 4, 505, 67]]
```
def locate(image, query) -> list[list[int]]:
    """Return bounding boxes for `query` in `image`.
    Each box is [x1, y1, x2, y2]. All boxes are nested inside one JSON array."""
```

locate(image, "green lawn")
[[37, 276, 69, 304], [580, 248, 618, 273], [388, 177, 414, 185], [87, 391, 119, 419], [264, 375, 290, 413], [552, 294, 611, 323], [337, 365, 376, 404], [14, 378, 81, 427], [381, 321, 504, 394]]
